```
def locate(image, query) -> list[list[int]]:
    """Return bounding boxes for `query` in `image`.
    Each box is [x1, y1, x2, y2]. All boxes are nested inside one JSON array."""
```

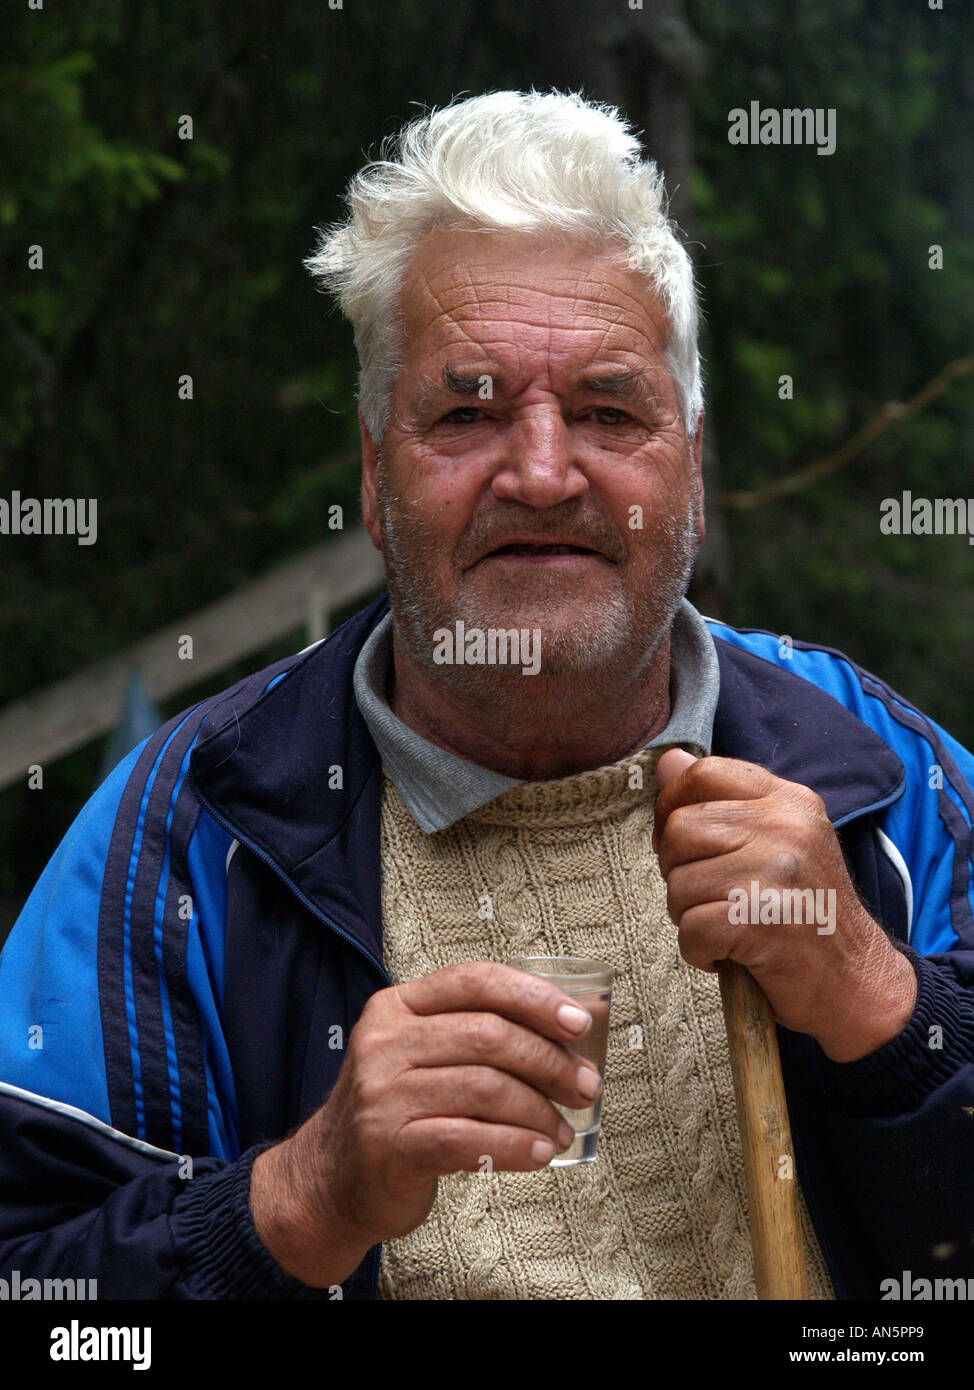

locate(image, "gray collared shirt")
[[353, 598, 720, 833]]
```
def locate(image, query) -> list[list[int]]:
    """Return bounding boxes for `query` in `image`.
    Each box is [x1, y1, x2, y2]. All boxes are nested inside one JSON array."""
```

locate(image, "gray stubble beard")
[[375, 456, 699, 707]]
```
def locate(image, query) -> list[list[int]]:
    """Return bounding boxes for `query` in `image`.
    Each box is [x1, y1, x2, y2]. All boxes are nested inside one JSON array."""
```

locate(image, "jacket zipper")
[[189, 772, 389, 1299]]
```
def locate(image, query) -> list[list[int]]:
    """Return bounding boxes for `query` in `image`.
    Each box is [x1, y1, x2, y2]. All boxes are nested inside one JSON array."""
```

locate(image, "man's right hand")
[[248, 960, 602, 1288]]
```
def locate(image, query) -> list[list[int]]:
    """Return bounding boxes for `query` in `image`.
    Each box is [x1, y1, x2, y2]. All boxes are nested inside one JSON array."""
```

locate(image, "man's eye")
[[440, 406, 482, 424], [590, 407, 632, 426]]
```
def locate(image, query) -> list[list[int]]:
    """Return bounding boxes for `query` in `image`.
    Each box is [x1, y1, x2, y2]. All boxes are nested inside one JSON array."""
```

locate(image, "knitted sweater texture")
[[376, 746, 834, 1300]]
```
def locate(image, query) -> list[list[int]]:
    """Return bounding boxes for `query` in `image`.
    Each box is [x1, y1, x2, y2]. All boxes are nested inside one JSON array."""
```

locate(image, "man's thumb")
[[656, 747, 699, 790]]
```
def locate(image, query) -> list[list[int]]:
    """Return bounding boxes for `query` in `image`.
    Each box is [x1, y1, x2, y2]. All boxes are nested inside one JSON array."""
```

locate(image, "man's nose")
[[490, 408, 588, 507]]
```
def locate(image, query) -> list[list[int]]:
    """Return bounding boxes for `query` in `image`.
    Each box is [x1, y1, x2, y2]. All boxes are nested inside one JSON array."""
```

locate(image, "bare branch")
[[720, 356, 974, 511]]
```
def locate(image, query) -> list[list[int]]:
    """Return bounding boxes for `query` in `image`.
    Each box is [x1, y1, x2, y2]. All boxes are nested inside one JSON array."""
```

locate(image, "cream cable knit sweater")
[[376, 746, 834, 1300]]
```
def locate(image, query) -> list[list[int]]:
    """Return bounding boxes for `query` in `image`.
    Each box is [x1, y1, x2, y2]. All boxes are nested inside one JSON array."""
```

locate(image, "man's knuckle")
[[792, 782, 826, 815], [468, 1067, 503, 1107], [764, 849, 801, 884], [447, 961, 480, 991], [449, 960, 496, 1000], [425, 1116, 467, 1165], [464, 1012, 505, 1056]]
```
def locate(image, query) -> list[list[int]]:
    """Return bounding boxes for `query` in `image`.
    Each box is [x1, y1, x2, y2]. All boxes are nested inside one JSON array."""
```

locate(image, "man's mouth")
[[485, 542, 600, 559]]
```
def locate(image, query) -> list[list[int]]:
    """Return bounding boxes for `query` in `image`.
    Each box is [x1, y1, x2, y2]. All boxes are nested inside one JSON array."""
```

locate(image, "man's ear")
[[360, 412, 383, 552], [692, 411, 706, 547]]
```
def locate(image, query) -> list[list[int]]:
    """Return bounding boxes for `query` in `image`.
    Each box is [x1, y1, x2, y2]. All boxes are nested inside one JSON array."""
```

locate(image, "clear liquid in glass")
[[551, 987, 611, 1165]]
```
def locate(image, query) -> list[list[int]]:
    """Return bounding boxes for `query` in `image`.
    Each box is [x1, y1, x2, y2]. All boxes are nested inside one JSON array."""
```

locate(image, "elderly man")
[[1, 90, 972, 1302]]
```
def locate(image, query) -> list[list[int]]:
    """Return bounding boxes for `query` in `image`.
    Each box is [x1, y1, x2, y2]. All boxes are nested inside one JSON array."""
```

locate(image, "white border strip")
[[0, 1080, 180, 1161], [225, 837, 240, 873], [875, 828, 914, 941]]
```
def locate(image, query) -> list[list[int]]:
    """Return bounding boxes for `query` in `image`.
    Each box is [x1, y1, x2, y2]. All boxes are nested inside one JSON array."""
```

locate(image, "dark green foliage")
[[690, 0, 974, 730]]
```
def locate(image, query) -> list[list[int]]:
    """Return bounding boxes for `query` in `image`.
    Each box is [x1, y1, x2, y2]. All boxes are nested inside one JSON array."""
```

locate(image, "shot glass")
[[506, 955, 613, 1165]]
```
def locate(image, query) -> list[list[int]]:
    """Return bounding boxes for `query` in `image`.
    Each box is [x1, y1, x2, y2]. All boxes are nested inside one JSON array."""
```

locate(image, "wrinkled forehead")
[[395, 225, 672, 377]]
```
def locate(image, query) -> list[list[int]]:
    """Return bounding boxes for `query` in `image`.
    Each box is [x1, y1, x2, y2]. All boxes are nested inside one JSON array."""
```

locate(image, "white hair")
[[304, 89, 703, 442]]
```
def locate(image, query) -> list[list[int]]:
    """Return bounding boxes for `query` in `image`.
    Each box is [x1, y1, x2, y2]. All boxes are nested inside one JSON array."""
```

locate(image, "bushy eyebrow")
[[578, 367, 658, 407], [411, 363, 661, 415], [409, 367, 476, 416], [443, 365, 491, 396]]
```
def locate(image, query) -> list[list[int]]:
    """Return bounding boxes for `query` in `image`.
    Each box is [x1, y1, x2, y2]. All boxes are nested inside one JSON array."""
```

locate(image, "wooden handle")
[[718, 960, 808, 1299]]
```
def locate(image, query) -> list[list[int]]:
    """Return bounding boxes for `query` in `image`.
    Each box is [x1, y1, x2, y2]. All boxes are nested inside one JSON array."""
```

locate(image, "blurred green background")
[[2, 0, 972, 937]]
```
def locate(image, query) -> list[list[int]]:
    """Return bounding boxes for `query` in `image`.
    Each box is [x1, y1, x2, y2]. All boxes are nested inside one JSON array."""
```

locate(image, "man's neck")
[[388, 627, 673, 781]]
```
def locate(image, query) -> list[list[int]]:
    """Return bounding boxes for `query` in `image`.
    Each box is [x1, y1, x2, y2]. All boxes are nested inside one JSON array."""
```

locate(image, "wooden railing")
[[0, 527, 386, 791]]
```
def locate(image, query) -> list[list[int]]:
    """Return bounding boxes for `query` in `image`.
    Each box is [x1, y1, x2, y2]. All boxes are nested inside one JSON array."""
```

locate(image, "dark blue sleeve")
[[805, 684, 974, 1284], [0, 737, 333, 1299], [0, 1087, 327, 1298], [767, 663, 974, 1288], [812, 944, 974, 1282]]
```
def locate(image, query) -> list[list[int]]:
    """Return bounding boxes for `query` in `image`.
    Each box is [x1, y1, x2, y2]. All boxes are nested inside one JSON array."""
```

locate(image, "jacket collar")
[[710, 637, 904, 826], [189, 590, 393, 967], [190, 590, 904, 959]]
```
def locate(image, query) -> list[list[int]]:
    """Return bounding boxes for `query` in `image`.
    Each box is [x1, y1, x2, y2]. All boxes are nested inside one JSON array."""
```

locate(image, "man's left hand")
[[653, 749, 917, 1063]]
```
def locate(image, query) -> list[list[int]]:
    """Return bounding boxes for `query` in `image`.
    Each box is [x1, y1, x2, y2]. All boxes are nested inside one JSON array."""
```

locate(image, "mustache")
[[375, 477, 624, 563], [466, 518, 623, 562]]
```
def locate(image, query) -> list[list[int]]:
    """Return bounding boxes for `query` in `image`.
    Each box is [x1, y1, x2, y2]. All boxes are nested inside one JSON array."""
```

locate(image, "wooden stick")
[[718, 960, 808, 1299]]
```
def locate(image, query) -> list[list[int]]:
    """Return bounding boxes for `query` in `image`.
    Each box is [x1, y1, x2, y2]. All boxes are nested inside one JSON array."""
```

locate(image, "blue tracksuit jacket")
[[1, 589, 973, 1299]]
